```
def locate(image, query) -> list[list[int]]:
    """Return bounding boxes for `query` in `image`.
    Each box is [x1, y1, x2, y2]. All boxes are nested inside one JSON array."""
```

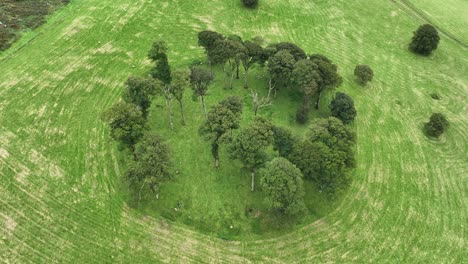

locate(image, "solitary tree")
[[354, 65, 374, 86], [250, 89, 271, 116], [424, 113, 449, 138], [198, 31, 224, 77], [260, 157, 306, 215], [190, 66, 213, 119], [229, 117, 274, 191], [101, 102, 146, 155], [210, 39, 231, 88], [171, 68, 190, 125], [329, 92, 357, 125], [309, 54, 342, 109], [199, 97, 243, 168], [242, 0, 259, 8], [410, 24, 440, 56], [271, 42, 307, 61], [122, 76, 159, 119], [126, 133, 170, 204], [291, 59, 321, 123], [289, 117, 355, 195], [241, 40, 263, 88], [268, 50, 296, 97]]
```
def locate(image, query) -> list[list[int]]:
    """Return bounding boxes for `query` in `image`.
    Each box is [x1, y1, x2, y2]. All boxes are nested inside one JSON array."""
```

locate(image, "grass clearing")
[[0, 0, 466, 262]]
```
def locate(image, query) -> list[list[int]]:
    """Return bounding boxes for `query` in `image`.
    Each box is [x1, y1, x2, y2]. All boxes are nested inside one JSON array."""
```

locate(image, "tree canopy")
[[330, 92, 357, 124], [354, 65, 374, 85], [410, 24, 440, 56], [122, 76, 159, 119], [101, 102, 146, 151], [271, 42, 307, 61], [260, 157, 306, 215]]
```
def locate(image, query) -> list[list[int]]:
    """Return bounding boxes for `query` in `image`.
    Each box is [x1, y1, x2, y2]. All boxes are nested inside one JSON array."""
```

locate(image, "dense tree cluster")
[[424, 113, 449, 138], [410, 24, 440, 56]]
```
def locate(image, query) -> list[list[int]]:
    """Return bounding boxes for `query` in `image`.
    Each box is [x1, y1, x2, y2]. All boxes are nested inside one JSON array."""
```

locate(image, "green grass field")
[[0, 0, 466, 262]]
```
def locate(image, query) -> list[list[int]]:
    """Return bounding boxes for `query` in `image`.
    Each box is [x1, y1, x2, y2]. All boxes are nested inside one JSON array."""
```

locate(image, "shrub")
[[424, 113, 449, 137], [410, 24, 440, 56], [354, 65, 373, 85], [242, 0, 259, 8]]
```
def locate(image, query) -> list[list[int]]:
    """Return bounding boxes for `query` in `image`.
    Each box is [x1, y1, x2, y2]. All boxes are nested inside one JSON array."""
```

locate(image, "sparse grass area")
[[0, 0, 466, 262]]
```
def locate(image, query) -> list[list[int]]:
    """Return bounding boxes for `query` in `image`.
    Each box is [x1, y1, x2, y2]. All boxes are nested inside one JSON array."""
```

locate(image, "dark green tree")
[[126, 133, 170, 204], [240, 40, 263, 88], [101, 102, 146, 155], [272, 126, 297, 157], [149, 40, 172, 84], [268, 50, 296, 97], [271, 42, 307, 61], [229, 117, 274, 191], [122, 76, 159, 119], [410, 24, 440, 56], [190, 66, 213, 119], [199, 97, 243, 168], [291, 59, 321, 123], [424, 113, 449, 137], [289, 117, 355, 196], [198, 30, 224, 77], [354, 65, 374, 86], [260, 157, 306, 215], [329, 92, 357, 125], [309, 54, 342, 109], [171, 68, 190, 125], [242, 0, 259, 8]]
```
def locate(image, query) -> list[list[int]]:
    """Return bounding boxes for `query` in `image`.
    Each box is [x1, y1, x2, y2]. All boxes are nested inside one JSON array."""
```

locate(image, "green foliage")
[[122, 76, 160, 118], [260, 157, 306, 216], [150, 53, 172, 84], [229, 116, 274, 171], [330, 92, 357, 124], [291, 59, 321, 123], [271, 42, 307, 61], [309, 54, 342, 109], [190, 66, 212, 97], [199, 97, 243, 166], [126, 133, 171, 202], [242, 0, 259, 8], [148, 40, 168, 61], [424, 113, 449, 138], [354, 65, 374, 85], [272, 126, 297, 157], [198, 30, 224, 52], [171, 68, 190, 102], [269, 50, 296, 89], [289, 117, 355, 195], [101, 102, 147, 150], [410, 24, 440, 55]]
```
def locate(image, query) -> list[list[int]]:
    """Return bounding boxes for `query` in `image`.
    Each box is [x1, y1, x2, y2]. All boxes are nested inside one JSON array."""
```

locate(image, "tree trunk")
[[166, 97, 174, 130], [201, 96, 207, 119], [209, 60, 213, 78], [178, 100, 185, 125], [215, 159, 219, 169], [223, 63, 227, 89], [229, 62, 234, 89], [138, 182, 146, 206], [236, 63, 239, 79], [315, 91, 321, 110], [131, 144, 137, 160], [244, 67, 249, 88], [251, 170, 255, 192], [254, 104, 258, 116]]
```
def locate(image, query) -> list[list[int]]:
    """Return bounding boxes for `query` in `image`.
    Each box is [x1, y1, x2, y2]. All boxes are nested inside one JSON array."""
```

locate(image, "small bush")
[[242, 0, 259, 8], [430, 92, 442, 100], [354, 65, 373, 85], [424, 113, 449, 138]]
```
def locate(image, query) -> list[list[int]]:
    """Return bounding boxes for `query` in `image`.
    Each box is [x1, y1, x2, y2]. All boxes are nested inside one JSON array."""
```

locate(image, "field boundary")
[[391, 0, 468, 48]]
